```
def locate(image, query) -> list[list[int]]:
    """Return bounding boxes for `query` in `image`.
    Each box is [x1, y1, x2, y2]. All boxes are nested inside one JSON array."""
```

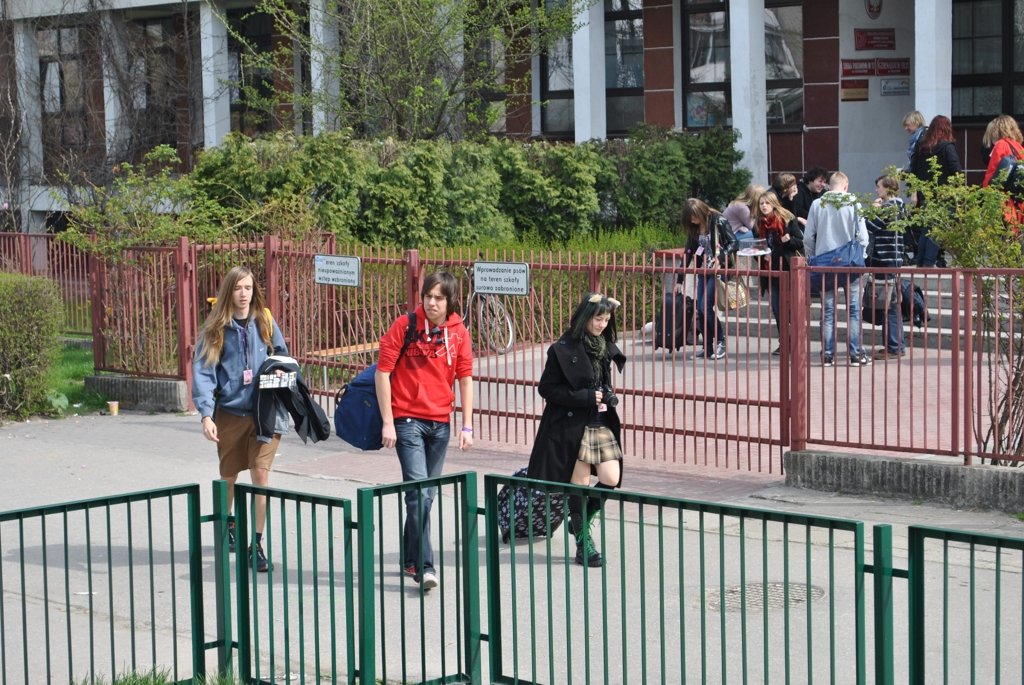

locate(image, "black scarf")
[[582, 333, 607, 387]]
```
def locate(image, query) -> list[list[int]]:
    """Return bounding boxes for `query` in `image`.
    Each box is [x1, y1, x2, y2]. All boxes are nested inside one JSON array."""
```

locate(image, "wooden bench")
[[307, 341, 380, 388]]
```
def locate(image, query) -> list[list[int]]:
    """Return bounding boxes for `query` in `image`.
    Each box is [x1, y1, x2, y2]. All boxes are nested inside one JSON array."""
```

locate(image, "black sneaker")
[[822, 355, 834, 367], [249, 543, 270, 573], [227, 524, 236, 553], [771, 346, 781, 357], [849, 353, 872, 367]]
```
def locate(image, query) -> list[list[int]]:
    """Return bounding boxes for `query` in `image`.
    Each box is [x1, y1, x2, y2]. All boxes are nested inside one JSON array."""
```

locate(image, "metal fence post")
[[788, 256, 809, 451], [907, 526, 926, 684], [872, 524, 895, 685], [461, 472, 483, 683], [355, 487, 376, 684], [264, 235, 280, 319], [960, 271, 973, 464], [212, 479, 233, 676], [88, 237, 106, 371], [176, 237, 197, 400], [405, 249, 421, 312], [186, 485, 206, 680]]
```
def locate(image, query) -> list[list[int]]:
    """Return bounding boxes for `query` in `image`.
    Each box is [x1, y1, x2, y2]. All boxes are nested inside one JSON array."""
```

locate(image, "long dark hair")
[[918, 115, 954, 154], [567, 292, 619, 343]]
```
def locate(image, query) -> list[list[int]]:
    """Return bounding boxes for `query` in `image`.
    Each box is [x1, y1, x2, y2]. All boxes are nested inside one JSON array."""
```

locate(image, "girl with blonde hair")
[[753, 191, 803, 353]]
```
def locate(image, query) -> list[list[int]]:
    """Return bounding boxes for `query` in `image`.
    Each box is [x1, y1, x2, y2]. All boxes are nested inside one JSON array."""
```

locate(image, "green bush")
[[591, 127, 692, 231], [0, 274, 64, 419], [71, 127, 750, 250], [680, 126, 752, 209]]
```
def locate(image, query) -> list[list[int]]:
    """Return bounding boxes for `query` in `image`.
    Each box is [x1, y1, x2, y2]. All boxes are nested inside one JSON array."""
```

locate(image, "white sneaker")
[[421, 569, 438, 590]]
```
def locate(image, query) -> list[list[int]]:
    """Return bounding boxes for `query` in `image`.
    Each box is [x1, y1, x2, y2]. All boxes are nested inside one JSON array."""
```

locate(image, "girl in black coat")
[[909, 114, 962, 267], [526, 293, 626, 567], [753, 190, 804, 355]]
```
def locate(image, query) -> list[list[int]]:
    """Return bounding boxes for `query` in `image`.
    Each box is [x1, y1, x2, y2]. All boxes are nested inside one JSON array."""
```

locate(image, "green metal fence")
[[484, 474, 868, 684], [0, 484, 204, 684], [908, 525, 1024, 685], [4, 475, 1024, 684]]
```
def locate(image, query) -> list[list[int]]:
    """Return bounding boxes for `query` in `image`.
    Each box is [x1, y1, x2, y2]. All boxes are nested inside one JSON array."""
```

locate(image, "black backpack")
[[654, 292, 695, 350], [496, 467, 567, 544], [994, 146, 1024, 200]]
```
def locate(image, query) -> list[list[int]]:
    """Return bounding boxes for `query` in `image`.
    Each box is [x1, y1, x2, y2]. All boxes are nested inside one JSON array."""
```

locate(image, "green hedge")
[[180, 126, 752, 247], [0, 274, 63, 419]]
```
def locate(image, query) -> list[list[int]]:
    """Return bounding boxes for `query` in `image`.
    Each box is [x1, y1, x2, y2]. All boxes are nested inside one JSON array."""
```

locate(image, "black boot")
[[569, 492, 603, 568]]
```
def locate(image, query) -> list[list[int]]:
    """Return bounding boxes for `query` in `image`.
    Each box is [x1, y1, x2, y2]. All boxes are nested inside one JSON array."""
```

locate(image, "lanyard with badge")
[[239, 323, 254, 385]]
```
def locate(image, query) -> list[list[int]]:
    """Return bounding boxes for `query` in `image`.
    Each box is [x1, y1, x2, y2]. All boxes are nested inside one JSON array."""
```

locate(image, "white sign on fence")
[[314, 255, 362, 287], [473, 261, 530, 296]]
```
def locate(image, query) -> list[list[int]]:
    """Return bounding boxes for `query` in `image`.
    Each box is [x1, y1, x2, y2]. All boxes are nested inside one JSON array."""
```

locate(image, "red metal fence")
[[2, 232, 1022, 468]]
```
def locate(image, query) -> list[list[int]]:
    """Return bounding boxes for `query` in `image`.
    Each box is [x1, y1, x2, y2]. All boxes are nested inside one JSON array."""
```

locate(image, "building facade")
[[0, 0, 1016, 231]]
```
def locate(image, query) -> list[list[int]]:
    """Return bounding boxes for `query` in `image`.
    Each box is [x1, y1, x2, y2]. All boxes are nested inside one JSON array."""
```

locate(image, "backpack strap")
[[392, 312, 418, 375]]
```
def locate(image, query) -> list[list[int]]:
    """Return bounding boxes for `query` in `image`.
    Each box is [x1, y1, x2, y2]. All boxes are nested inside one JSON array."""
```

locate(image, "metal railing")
[[3, 476, 1024, 683], [5, 232, 1024, 465], [0, 485, 204, 684]]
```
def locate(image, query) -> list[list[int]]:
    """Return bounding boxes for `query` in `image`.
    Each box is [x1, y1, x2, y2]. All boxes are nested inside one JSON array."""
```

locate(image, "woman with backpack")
[[526, 293, 626, 568], [192, 266, 288, 573], [981, 114, 1024, 230]]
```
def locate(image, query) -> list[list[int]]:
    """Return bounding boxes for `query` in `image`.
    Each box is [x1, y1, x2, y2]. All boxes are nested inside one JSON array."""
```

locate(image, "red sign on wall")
[[842, 59, 876, 77], [854, 28, 896, 51], [876, 58, 910, 76], [841, 79, 870, 102]]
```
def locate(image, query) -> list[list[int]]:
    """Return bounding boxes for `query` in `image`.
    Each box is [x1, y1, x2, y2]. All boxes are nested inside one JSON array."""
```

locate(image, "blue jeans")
[[394, 417, 450, 573], [821, 274, 863, 358], [768, 277, 781, 333], [695, 274, 725, 351], [916, 228, 942, 267], [883, 279, 906, 353]]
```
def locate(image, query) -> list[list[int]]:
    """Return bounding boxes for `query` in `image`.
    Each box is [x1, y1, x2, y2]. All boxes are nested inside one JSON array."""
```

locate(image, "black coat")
[[526, 335, 626, 486], [253, 355, 331, 444]]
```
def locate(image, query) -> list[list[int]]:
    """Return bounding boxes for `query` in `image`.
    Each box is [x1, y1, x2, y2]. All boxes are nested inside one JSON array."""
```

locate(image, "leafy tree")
[[893, 160, 1024, 459], [230, 0, 586, 140]]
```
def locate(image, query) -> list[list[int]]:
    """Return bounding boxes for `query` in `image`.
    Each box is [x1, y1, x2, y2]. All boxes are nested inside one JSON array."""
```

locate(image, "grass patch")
[[48, 343, 107, 414], [76, 669, 242, 684]]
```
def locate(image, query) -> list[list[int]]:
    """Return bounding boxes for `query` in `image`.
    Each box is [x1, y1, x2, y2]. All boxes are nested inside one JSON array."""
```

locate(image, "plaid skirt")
[[577, 426, 623, 465]]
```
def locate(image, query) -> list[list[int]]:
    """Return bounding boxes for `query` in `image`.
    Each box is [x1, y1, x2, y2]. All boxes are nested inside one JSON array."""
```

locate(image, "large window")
[[38, 27, 87, 151], [540, 0, 645, 137], [605, 0, 644, 134], [952, 0, 1024, 120], [227, 10, 276, 136], [682, 1, 803, 128], [127, 19, 180, 150]]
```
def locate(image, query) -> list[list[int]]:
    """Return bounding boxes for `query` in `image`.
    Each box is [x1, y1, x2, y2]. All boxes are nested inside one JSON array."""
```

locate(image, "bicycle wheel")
[[475, 295, 515, 354]]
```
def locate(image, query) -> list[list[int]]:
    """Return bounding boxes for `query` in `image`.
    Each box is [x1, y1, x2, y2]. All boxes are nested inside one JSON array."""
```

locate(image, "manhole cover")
[[705, 582, 826, 612]]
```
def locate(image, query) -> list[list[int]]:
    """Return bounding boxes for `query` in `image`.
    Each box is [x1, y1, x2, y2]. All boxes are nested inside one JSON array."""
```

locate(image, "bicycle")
[[463, 264, 516, 354]]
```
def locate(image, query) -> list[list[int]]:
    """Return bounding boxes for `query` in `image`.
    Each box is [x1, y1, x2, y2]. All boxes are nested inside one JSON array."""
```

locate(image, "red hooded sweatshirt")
[[377, 304, 473, 423]]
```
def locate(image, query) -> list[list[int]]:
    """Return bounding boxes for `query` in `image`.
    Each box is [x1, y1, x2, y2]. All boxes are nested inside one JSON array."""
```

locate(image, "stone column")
[[573, 0, 606, 142], [200, 0, 231, 149]]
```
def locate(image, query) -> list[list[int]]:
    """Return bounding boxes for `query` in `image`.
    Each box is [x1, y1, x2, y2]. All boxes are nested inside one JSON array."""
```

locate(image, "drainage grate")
[[704, 582, 826, 612]]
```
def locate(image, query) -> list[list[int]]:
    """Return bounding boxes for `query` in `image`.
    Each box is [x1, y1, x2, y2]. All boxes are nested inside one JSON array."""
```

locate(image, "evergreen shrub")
[[0, 274, 64, 419]]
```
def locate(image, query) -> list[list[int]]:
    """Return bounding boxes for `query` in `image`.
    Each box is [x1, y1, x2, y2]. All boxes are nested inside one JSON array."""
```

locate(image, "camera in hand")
[[600, 384, 619, 408]]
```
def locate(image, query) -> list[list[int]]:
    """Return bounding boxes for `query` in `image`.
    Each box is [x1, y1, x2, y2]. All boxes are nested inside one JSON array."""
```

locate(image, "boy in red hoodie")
[[375, 271, 474, 590]]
